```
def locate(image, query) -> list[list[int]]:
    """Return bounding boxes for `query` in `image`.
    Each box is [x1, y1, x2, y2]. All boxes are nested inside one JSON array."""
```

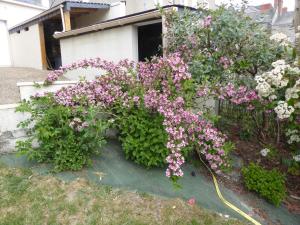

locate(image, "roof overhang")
[[9, 1, 110, 34], [53, 6, 182, 39]]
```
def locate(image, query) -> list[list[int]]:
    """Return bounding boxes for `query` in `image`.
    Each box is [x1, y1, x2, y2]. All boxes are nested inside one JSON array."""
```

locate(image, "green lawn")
[[0, 164, 248, 225]]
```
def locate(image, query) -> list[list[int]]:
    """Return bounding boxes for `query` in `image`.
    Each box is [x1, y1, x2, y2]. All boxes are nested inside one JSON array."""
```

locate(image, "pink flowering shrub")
[[38, 53, 232, 181], [197, 83, 259, 109]]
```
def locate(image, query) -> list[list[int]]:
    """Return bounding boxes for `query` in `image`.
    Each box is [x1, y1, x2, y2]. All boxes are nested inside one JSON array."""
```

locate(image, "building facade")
[[8, 0, 215, 72], [0, 0, 48, 66]]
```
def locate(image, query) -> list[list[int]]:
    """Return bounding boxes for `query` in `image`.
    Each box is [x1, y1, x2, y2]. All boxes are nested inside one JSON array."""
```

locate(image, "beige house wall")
[[125, 0, 214, 14], [74, 2, 126, 29], [0, 0, 45, 28], [0, 0, 45, 66], [9, 24, 43, 69], [60, 24, 138, 80]]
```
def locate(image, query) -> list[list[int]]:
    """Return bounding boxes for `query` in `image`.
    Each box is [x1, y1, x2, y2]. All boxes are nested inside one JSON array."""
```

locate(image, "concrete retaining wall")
[[0, 104, 29, 153], [0, 80, 78, 153], [17, 80, 78, 100]]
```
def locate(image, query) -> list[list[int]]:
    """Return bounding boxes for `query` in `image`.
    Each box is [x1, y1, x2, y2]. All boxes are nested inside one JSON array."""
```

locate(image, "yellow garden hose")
[[196, 150, 262, 225]]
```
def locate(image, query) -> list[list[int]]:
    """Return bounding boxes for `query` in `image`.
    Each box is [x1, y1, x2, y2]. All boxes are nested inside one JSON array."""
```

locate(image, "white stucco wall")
[[10, 24, 43, 69], [74, 1, 126, 29], [60, 25, 139, 80], [0, 20, 11, 66], [0, 0, 45, 66], [0, 0, 45, 29], [125, 0, 214, 14], [0, 104, 29, 133]]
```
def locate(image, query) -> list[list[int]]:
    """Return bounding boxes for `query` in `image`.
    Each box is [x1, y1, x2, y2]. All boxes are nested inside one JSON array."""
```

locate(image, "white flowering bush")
[[255, 59, 300, 172], [270, 32, 291, 47], [255, 60, 299, 120]]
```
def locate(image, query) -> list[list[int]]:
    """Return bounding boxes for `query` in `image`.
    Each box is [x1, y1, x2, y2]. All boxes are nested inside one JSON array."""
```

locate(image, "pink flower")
[[187, 197, 196, 205], [203, 15, 212, 28]]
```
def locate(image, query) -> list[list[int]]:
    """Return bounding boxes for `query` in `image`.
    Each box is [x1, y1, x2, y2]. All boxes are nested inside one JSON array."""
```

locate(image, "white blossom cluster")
[[260, 148, 270, 157], [255, 60, 290, 98], [274, 101, 295, 119], [255, 60, 300, 120], [270, 32, 290, 47], [286, 129, 300, 144], [293, 154, 300, 162], [286, 78, 300, 101]]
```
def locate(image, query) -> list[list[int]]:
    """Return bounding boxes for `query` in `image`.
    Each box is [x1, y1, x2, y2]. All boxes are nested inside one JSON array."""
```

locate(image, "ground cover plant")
[[242, 163, 286, 206], [0, 164, 248, 225]]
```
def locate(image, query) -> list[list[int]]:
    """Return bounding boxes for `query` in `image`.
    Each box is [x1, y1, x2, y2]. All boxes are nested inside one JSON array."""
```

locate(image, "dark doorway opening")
[[138, 22, 162, 61], [43, 19, 62, 70]]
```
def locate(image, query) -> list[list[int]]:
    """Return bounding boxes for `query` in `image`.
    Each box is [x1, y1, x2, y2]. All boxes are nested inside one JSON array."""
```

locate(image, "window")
[[138, 23, 162, 61]]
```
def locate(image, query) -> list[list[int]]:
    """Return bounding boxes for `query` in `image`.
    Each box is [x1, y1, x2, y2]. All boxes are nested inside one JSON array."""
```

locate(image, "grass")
[[0, 164, 249, 225]]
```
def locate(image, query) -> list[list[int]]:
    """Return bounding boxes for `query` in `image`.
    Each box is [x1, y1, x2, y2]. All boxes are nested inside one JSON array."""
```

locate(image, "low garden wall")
[[0, 81, 77, 154], [17, 80, 78, 100], [0, 103, 29, 153]]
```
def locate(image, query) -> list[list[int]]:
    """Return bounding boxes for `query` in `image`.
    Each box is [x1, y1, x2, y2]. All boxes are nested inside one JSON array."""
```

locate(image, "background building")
[[7, 0, 215, 73], [0, 0, 48, 66]]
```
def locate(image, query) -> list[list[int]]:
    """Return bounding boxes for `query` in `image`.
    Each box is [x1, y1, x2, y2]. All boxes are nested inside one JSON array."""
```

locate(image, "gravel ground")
[[0, 67, 53, 104]]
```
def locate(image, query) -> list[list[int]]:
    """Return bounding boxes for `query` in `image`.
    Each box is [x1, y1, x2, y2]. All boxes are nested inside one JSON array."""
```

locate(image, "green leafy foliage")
[[117, 107, 170, 168], [164, 6, 284, 84], [16, 95, 109, 171], [242, 163, 286, 206]]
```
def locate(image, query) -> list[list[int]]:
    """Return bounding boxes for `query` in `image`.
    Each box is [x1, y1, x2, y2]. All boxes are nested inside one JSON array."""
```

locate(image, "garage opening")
[[138, 22, 162, 61], [43, 19, 63, 70]]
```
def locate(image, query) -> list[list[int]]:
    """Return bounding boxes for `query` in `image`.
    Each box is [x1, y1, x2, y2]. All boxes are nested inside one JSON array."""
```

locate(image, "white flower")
[[288, 67, 300, 74], [269, 95, 277, 101], [279, 79, 289, 88], [274, 101, 295, 119], [286, 129, 298, 136], [288, 134, 300, 144], [271, 60, 286, 68], [286, 129, 300, 144], [255, 80, 274, 97], [285, 88, 299, 100], [270, 33, 290, 46], [260, 148, 270, 157], [255, 61, 290, 98], [293, 155, 300, 162]]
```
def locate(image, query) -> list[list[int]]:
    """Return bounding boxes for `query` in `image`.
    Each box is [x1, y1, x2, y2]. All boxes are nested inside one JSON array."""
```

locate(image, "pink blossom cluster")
[[219, 56, 232, 69], [45, 58, 135, 84], [144, 89, 227, 177], [43, 53, 229, 179], [197, 83, 259, 110], [203, 15, 212, 28], [140, 56, 228, 177], [219, 83, 259, 109], [137, 52, 191, 91]]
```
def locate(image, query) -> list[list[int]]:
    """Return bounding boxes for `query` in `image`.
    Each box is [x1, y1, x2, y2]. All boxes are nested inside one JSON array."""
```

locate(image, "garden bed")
[[228, 127, 300, 214], [196, 123, 300, 214]]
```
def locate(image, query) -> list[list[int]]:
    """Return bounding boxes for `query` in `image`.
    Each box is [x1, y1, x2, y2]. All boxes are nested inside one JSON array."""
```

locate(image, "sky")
[[215, 0, 295, 11]]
